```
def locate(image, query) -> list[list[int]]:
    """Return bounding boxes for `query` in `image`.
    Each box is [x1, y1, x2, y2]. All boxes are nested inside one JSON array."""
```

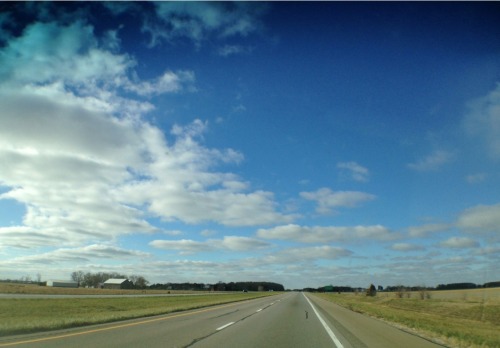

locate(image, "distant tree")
[[71, 271, 85, 286], [366, 284, 377, 296], [436, 282, 477, 290], [129, 275, 149, 289], [418, 286, 431, 300], [483, 281, 500, 288]]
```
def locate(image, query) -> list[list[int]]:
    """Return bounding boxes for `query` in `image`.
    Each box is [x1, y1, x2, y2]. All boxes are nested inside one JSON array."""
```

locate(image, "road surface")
[[0, 292, 446, 347]]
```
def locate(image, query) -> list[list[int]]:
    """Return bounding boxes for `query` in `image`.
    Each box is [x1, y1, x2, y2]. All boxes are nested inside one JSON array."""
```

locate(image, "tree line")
[[306, 280, 500, 293], [149, 281, 284, 292], [69, 272, 284, 292], [70, 271, 149, 289]]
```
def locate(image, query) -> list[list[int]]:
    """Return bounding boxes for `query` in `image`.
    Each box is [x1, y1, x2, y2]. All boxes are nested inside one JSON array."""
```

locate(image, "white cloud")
[[0, 244, 149, 266], [200, 229, 217, 237], [337, 161, 370, 182], [407, 150, 454, 172], [391, 243, 425, 251], [465, 173, 488, 184], [126, 70, 196, 96], [149, 239, 211, 255], [217, 44, 253, 57], [0, 226, 64, 249], [0, 18, 293, 252], [473, 246, 500, 256], [163, 230, 184, 236], [0, 20, 194, 101], [143, 2, 267, 46], [456, 203, 500, 234], [150, 236, 270, 254], [464, 82, 500, 158], [219, 236, 270, 251], [264, 246, 353, 264], [257, 224, 397, 243], [408, 223, 451, 237], [440, 237, 479, 249], [300, 188, 375, 214]]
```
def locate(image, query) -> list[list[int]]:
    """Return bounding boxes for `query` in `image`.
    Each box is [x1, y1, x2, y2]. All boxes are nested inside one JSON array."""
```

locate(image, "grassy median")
[[0, 292, 276, 336], [314, 289, 500, 348]]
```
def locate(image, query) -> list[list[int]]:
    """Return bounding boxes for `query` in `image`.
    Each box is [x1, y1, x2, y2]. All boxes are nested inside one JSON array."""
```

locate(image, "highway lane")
[[0, 293, 289, 348], [190, 292, 445, 348], [190, 291, 335, 347], [305, 293, 445, 348], [0, 292, 446, 348]]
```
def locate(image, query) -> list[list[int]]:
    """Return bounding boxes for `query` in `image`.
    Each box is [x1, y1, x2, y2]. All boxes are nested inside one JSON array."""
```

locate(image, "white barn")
[[103, 278, 134, 290], [46, 280, 78, 288]]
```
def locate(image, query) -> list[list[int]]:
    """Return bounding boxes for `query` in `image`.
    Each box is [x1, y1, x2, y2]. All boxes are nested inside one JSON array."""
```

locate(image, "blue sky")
[[0, 2, 499, 289]]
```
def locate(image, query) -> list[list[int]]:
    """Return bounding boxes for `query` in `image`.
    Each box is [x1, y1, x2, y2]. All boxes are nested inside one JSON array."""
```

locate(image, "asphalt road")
[[0, 292, 446, 348]]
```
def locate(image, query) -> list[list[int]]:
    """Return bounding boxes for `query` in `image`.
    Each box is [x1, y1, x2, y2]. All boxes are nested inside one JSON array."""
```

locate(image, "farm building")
[[46, 280, 78, 288], [103, 278, 134, 290]]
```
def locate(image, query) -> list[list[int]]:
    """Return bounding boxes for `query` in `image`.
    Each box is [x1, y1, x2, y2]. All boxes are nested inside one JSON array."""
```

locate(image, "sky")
[[0, 2, 499, 290]]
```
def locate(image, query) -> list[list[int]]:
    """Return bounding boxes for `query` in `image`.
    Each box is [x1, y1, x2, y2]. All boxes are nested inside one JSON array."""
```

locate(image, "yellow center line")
[[0, 301, 242, 347]]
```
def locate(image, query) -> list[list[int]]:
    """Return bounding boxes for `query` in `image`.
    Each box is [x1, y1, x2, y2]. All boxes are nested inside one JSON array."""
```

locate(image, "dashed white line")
[[216, 322, 235, 331], [256, 308, 263, 312], [303, 293, 344, 348]]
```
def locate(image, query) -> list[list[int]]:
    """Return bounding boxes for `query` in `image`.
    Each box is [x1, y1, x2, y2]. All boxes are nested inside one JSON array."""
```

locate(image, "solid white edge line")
[[303, 293, 345, 348], [216, 322, 235, 331]]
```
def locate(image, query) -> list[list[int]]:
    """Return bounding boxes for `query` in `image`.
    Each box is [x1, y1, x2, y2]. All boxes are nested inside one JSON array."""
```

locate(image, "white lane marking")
[[256, 308, 263, 312], [303, 293, 344, 348], [216, 322, 235, 331]]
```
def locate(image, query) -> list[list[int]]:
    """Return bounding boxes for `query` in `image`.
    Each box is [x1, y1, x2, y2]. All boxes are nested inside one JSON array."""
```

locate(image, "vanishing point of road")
[[0, 292, 445, 348]]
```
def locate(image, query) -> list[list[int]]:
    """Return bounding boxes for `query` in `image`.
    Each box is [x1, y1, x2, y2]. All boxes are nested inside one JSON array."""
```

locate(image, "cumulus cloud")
[[219, 236, 270, 251], [217, 44, 253, 57], [257, 224, 397, 243], [407, 150, 454, 172], [300, 188, 375, 214], [143, 2, 267, 46], [149, 239, 211, 255], [337, 161, 370, 182], [126, 70, 196, 96], [264, 246, 353, 264], [0, 17, 292, 251], [0, 20, 194, 100], [150, 236, 270, 254], [440, 237, 479, 249], [0, 244, 149, 266], [456, 203, 500, 234], [391, 243, 425, 251], [408, 223, 451, 237], [464, 83, 500, 158]]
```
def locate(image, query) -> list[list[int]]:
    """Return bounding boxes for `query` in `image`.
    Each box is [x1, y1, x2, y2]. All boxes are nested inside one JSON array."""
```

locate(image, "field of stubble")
[[317, 288, 500, 348]]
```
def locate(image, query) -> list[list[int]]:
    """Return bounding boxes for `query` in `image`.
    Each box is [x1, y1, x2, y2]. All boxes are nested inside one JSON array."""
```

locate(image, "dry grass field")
[[316, 288, 500, 348]]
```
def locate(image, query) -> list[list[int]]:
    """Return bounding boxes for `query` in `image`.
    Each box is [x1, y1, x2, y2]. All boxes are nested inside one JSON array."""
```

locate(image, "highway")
[[0, 292, 445, 348]]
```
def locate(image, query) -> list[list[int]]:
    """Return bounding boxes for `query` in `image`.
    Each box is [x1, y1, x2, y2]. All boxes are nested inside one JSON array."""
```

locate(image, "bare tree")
[[71, 271, 85, 286], [129, 275, 149, 289]]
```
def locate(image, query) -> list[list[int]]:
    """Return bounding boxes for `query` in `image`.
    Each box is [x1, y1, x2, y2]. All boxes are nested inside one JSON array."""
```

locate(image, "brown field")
[[0, 282, 209, 295], [316, 287, 500, 348]]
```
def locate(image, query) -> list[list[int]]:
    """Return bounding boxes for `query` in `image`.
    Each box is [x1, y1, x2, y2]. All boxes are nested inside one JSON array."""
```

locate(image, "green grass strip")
[[0, 292, 276, 336]]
